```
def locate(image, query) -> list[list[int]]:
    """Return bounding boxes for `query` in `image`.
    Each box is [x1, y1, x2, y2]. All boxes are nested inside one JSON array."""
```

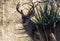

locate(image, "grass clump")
[[33, 3, 60, 25]]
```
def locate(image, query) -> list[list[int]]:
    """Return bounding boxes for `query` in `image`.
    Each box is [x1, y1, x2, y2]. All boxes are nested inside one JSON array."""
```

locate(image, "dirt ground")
[[0, 0, 60, 41]]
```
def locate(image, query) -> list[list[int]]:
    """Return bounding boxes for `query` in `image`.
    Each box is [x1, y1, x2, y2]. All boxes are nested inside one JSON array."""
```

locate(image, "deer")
[[16, 1, 58, 41], [16, 1, 37, 40]]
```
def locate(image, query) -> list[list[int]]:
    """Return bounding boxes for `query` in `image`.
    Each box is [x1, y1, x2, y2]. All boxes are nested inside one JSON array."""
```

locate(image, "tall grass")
[[32, 3, 60, 25], [32, 1, 60, 41]]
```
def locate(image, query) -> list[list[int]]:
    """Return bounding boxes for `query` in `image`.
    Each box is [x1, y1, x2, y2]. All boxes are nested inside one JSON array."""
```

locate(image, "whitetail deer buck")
[[16, 1, 36, 40], [16, 1, 57, 41]]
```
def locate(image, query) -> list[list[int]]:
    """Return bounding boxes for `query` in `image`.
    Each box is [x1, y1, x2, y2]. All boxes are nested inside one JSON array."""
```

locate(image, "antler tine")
[[16, 2, 24, 16], [16, 2, 20, 13]]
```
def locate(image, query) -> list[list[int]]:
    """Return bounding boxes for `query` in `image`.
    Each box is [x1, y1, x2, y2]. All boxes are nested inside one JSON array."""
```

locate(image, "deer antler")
[[16, 2, 25, 16]]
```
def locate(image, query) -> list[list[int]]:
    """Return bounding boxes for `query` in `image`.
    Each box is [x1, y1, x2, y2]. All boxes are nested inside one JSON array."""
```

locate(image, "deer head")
[[16, 2, 35, 23]]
